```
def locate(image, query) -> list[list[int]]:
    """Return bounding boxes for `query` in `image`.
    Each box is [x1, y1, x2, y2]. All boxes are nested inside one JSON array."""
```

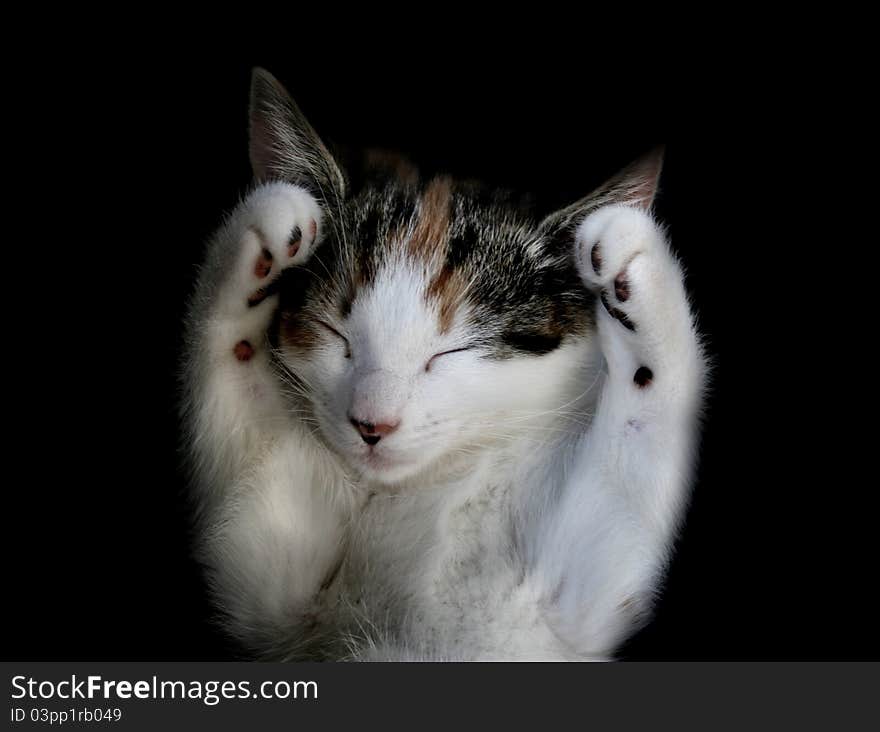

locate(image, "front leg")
[[538, 204, 706, 656], [576, 203, 705, 532], [182, 183, 351, 657], [182, 182, 324, 501]]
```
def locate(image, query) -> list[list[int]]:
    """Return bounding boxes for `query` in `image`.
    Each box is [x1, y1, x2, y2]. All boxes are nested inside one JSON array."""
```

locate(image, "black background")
[[7, 50, 873, 661]]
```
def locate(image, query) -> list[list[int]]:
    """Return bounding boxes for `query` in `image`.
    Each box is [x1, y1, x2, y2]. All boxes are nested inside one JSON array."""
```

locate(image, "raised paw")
[[574, 203, 696, 390], [215, 183, 324, 364], [576, 204, 670, 336], [236, 182, 323, 308]]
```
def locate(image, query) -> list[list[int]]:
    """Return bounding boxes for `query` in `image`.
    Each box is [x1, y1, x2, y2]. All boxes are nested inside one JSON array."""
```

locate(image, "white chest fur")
[[333, 440, 578, 660]]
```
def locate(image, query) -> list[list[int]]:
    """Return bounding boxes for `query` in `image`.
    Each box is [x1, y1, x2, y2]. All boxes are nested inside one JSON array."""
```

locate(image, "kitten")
[[180, 69, 706, 660]]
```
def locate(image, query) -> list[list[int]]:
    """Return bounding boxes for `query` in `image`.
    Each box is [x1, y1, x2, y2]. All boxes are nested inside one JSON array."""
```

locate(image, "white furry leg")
[[182, 183, 353, 657], [537, 204, 706, 656], [576, 204, 705, 533], [182, 182, 323, 505], [204, 436, 351, 658]]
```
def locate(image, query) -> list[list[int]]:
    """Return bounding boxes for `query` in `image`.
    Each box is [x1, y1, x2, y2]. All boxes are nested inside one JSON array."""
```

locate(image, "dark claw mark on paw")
[[288, 226, 302, 258], [234, 340, 254, 361], [614, 271, 630, 302], [614, 310, 635, 332], [247, 278, 281, 307], [634, 366, 653, 387], [590, 243, 602, 275], [248, 288, 268, 306], [254, 248, 273, 278], [600, 291, 636, 331]]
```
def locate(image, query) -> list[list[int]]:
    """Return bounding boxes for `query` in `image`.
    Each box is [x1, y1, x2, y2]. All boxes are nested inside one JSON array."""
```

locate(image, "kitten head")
[[250, 69, 662, 485]]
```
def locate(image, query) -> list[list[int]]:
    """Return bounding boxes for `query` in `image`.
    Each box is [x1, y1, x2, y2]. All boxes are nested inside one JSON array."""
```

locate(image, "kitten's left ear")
[[249, 68, 347, 203], [539, 147, 664, 234]]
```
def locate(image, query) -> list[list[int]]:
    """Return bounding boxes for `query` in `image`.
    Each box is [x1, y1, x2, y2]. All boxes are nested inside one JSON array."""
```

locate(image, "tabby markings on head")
[[410, 178, 472, 334]]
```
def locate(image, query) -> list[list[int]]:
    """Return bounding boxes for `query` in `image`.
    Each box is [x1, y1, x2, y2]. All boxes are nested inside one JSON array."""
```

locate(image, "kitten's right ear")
[[249, 68, 347, 203], [539, 147, 664, 235]]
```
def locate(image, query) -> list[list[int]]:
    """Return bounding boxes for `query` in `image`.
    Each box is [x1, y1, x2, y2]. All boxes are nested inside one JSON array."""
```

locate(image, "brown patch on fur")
[[409, 177, 465, 332], [408, 177, 453, 266], [426, 264, 469, 333]]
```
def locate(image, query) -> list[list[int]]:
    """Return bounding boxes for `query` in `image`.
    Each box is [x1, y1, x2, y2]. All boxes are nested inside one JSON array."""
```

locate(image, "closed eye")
[[425, 347, 471, 372], [316, 319, 351, 358]]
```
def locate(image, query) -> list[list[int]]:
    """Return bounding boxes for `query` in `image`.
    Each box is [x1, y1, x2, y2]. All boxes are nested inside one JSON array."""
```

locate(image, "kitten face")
[[248, 68, 659, 485], [274, 179, 594, 484]]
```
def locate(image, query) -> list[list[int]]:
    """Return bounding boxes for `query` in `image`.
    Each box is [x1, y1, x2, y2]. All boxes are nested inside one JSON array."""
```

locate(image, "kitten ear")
[[249, 68, 347, 202], [540, 147, 664, 233]]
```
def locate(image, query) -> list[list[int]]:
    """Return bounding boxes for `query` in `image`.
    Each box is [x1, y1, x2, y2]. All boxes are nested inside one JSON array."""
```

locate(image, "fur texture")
[[180, 69, 706, 660]]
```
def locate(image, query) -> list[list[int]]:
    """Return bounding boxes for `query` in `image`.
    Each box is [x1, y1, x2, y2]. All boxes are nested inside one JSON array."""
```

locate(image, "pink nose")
[[349, 416, 400, 445]]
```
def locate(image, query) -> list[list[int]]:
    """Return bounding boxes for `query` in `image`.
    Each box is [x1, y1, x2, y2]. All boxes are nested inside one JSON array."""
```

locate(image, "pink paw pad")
[[254, 248, 273, 278], [633, 366, 653, 387], [234, 340, 255, 361], [287, 219, 316, 259], [614, 271, 630, 302]]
